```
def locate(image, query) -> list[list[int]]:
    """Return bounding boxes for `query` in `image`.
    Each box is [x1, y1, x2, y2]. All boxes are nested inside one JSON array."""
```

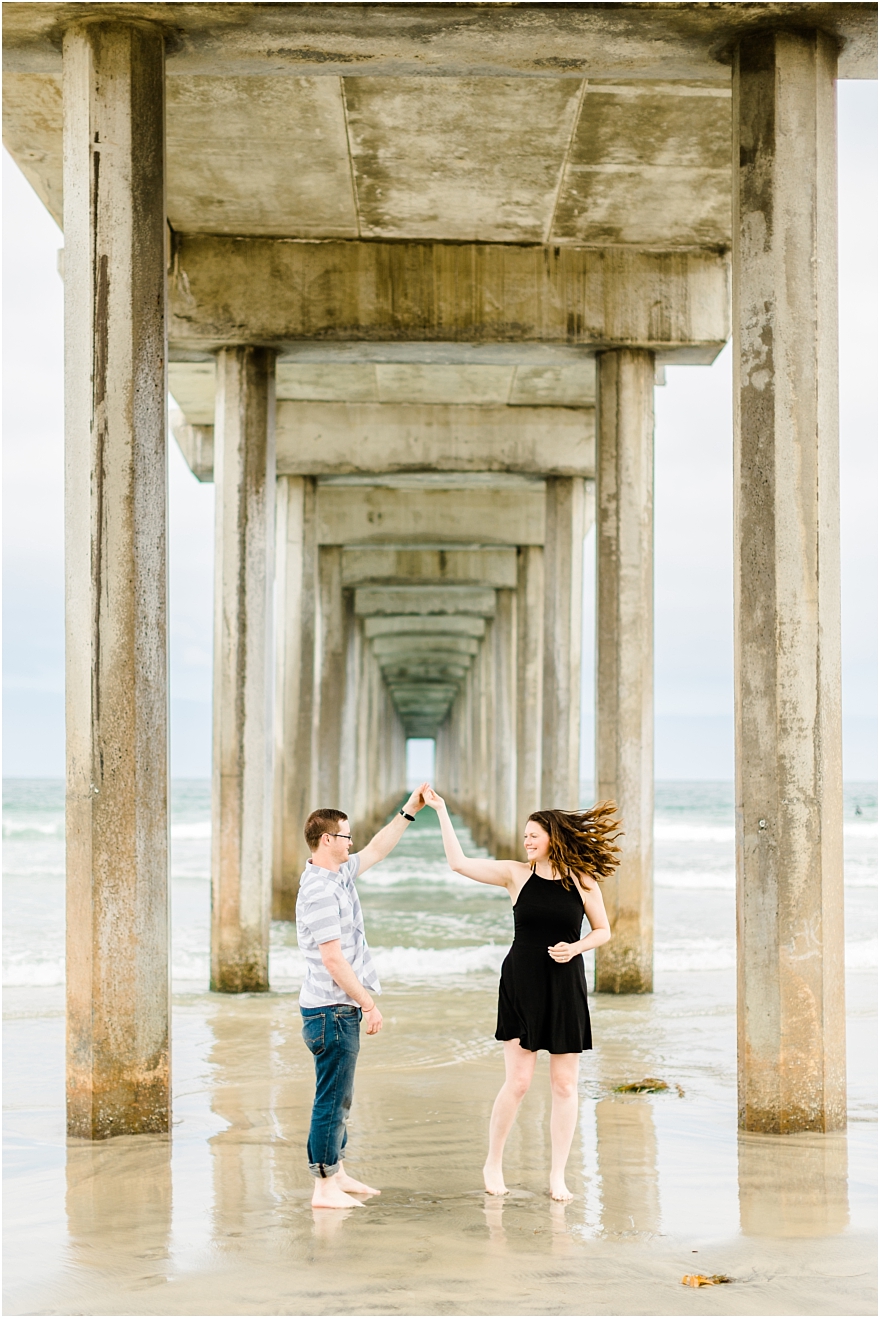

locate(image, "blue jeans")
[[300, 1004, 361, 1178]]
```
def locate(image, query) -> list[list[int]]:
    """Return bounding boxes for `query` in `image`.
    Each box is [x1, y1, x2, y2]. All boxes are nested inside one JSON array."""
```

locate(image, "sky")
[[3, 82, 877, 781]]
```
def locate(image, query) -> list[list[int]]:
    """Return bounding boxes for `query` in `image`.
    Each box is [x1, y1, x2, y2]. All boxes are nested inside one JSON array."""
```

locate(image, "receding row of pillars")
[[62, 18, 846, 1139]]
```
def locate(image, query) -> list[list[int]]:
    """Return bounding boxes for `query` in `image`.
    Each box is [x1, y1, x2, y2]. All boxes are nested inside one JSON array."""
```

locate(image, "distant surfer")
[[423, 787, 620, 1201], [297, 786, 428, 1208]]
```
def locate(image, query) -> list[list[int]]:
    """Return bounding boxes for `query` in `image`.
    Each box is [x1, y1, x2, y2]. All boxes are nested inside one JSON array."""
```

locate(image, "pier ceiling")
[[5, 4, 874, 253]]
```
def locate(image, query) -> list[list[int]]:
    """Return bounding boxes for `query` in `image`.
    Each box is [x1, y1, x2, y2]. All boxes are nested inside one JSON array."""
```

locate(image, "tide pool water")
[[3, 780, 876, 993]]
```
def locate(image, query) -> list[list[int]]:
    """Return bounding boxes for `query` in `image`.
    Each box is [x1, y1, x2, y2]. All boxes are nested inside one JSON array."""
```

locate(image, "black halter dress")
[[495, 869, 592, 1054]]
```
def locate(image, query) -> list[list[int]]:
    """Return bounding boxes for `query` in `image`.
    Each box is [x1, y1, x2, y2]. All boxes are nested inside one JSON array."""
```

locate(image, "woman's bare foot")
[[483, 1162, 509, 1196], [335, 1170, 380, 1196], [549, 1178, 573, 1202], [311, 1174, 365, 1210]]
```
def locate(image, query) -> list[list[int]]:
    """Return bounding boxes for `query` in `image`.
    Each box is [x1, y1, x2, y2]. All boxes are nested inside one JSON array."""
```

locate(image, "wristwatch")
[[399, 808, 415, 822]]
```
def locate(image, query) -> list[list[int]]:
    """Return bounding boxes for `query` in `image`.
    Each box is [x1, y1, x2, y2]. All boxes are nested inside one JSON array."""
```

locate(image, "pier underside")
[[3, 1, 873, 1136]]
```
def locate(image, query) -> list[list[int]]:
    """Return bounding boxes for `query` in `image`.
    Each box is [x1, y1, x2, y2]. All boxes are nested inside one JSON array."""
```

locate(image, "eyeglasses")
[[329, 832, 352, 841]]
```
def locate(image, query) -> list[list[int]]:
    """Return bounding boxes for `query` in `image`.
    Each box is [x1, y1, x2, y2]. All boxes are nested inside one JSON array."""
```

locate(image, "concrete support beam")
[[172, 402, 594, 484], [211, 347, 276, 992], [541, 478, 588, 808], [316, 478, 545, 546], [273, 476, 317, 919], [371, 635, 480, 660], [62, 21, 169, 1139], [355, 586, 496, 618], [170, 411, 214, 482], [341, 547, 517, 589], [169, 236, 729, 361], [594, 349, 655, 995], [364, 615, 486, 640], [732, 29, 845, 1133], [276, 401, 594, 477]]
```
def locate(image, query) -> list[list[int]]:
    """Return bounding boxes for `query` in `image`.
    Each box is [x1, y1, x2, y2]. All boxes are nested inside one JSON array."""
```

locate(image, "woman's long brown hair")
[[527, 803, 622, 890]]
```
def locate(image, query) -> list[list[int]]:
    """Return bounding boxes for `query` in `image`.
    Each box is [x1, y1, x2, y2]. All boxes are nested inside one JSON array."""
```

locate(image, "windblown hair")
[[527, 803, 623, 890], [304, 808, 348, 851]]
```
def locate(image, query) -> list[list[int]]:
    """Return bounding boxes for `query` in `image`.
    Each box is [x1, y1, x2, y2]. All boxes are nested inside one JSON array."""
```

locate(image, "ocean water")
[[3, 779, 876, 993]]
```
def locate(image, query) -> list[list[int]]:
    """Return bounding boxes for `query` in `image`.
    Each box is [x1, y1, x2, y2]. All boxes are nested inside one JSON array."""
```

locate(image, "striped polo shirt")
[[296, 854, 382, 1008]]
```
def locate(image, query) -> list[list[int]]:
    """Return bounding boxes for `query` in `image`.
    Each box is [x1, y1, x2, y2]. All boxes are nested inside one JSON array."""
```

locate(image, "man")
[[296, 785, 428, 1209]]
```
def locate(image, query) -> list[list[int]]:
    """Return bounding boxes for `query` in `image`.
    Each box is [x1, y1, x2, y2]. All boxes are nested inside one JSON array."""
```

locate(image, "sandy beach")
[[3, 965, 876, 1317]]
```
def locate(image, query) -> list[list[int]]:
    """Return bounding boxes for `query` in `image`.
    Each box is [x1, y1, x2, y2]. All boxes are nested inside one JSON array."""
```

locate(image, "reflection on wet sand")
[[739, 1130, 849, 1237], [207, 997, 300, 1250], [594, 1097, 661, 1237], [66, 1135, 171, 1287], [15, 979, 868, 1316]]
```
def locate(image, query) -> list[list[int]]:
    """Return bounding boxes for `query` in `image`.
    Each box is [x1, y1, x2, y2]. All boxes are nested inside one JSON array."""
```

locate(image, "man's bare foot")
[[311, 1175, 365, 1210], [483, 1162, 509, 1196], [335, 1170, 380, 1196], [549, 1179, 573, 1202]]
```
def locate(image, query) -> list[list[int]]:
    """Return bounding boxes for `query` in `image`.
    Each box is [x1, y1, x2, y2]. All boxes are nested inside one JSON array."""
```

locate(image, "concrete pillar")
[[351, 629, 374, 838], [733, 30, 845, 1133], [273, 476, 317, 919], [516, 546, 544, 826], [211, 347, 276, 993], [492, 588, 518, 856], [594, 349, 655, 994], [315, 547, 346, 806], [541, 479, 586, 807], [62, 21, 170, 1138], [475, 623, 493, 848]]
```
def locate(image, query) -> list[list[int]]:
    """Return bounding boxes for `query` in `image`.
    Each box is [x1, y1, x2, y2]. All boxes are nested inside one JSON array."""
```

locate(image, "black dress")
[[495, 870, 592, 1054]]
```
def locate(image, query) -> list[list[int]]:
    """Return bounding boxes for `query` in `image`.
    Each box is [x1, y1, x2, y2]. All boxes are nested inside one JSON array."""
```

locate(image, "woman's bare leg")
[[548, 1053, 581, 1200], [483, 1040, 537, 1194]]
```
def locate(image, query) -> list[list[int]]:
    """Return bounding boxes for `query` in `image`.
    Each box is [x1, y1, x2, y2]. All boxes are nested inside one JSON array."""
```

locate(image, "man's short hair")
[[304, 808, 348, 851]]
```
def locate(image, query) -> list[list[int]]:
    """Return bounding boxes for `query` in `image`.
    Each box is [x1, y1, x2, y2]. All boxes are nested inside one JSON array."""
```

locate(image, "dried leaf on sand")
[[681, 1274, 731, 1287]]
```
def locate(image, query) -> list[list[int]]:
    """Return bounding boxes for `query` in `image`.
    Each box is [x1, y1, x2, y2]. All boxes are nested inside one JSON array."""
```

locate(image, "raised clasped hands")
[[422, 786, 446, 812], [547, 941, 579, 963], [403, 781, 430, 815]]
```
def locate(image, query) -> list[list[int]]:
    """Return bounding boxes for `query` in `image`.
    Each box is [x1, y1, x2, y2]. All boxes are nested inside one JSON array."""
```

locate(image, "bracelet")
[[399, 809, 415, 822]]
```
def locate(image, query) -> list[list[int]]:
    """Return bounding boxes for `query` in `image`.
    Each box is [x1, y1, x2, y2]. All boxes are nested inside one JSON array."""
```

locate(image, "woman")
[[422, 787, 620, 1201]]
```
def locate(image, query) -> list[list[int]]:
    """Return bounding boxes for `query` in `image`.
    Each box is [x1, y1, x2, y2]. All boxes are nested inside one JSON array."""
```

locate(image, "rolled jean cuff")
[[309, 1159, 342, 1179]]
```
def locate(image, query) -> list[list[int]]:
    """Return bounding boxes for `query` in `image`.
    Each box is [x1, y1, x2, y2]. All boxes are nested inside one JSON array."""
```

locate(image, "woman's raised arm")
[[423, 787, 517, 888]]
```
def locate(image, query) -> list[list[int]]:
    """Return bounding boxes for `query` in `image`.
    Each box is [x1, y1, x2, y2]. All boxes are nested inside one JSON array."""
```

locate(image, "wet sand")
[[3, 970, 876, 1316]]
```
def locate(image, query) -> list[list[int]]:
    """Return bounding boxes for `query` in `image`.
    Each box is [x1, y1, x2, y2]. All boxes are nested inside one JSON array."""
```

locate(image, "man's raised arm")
[[356, 782, 428, 874]]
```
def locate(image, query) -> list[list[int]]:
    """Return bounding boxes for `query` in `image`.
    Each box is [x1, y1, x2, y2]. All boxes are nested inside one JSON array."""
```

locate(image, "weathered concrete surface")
[[277, 361, 596, 407], [364, 615, 487, 640], [5, 5, 874, 256], [62, 22, 170, 1138], [170, 410, 213, 482], [211, 347, 276, 993], [315, 477, 546, 546], [541, 478, 588, 809], [166, 238, 729, 361], [272, 476, 317, 919], [172, 400, 594, 481], [594, 350, 655, 996], [5, 5, 876, 80], [491, 589, 519, 855], [341, 547, 517, 589], [276, 401, 595, 477], [314, 547, 347, 808], [354, 586, 496, 618], [371, 634, 480, 659], [516, 545, 545, 829], [733, 29, 845, 1134]]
